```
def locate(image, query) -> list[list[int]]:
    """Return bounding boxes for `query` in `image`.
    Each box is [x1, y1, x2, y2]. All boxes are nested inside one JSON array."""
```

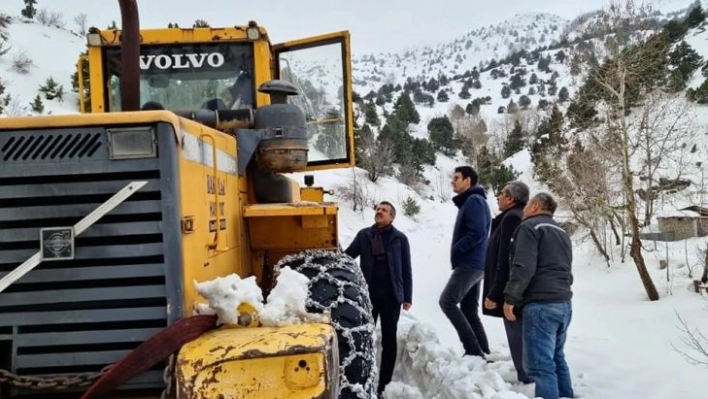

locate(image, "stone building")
[[656, 206, 708, 240]]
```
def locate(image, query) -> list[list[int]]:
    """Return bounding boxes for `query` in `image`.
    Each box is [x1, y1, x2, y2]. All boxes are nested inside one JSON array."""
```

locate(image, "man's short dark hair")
[[378, 201, 396, 218], [504, 181, 529, 205], [533, 192, 557, 214], [454, 166, 478, 185], [141, 101, 164, 110]]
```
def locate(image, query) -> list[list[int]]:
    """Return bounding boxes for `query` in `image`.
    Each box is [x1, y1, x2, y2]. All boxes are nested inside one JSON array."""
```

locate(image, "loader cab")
[[77, 24, 355, 170], [104, 42, 256, 112]]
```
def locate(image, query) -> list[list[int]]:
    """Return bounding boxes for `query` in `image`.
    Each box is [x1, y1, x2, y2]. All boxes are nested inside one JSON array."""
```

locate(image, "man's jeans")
[[522, 302, 574, 399], [439, 267, 490, 357]]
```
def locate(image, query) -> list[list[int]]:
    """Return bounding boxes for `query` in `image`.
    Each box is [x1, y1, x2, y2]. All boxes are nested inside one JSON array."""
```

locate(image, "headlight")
[[107, 126, 157, 160], [246, 26, 260, 40], [86, 32, 101, 47]]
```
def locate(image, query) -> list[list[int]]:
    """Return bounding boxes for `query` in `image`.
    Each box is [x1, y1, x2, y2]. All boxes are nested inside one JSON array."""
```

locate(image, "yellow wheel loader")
[[0, 1, 377, 398]]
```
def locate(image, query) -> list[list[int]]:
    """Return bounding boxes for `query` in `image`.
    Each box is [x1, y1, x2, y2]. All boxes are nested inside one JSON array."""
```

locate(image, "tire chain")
[[275, 249, 378, 399]]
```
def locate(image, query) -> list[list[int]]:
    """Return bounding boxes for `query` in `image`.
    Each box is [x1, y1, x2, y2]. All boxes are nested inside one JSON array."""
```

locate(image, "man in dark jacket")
[[344, 201, 412, 396], [482, 180, 531, 383], [439, 166, 491, 359], [503, 192, 574, 399]]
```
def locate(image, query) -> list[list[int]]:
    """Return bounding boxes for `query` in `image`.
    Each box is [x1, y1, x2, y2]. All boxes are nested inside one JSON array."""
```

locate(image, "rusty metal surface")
[[256, 138, 308, 172], [175, 324, 338, 398]]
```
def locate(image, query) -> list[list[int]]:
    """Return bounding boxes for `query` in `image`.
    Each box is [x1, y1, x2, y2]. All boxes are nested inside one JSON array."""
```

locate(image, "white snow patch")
[[259, 267, 330, 327], [383, 313, 531, 399], [194, 267, 327, 327]]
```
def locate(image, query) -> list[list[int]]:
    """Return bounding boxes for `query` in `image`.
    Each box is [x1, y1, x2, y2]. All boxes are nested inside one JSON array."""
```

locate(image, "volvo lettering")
[[139, 52, 226, 70]]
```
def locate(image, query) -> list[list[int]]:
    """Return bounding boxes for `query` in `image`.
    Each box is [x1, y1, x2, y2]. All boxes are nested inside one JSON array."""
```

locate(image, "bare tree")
[[336, 169, 366, 212], [533, 132, 617, 265], [452, 114, 489, 167], [569, 0, 665, 301], [73, 13, 88, 34], [36, 9, 65, 29], [2, 95, 28, 116], [673, 309, 708, 366], [635, 93, 699, 225], [433, 167, 453, 202], [336, 169, 379, 212], [357, 133, 394, 183]]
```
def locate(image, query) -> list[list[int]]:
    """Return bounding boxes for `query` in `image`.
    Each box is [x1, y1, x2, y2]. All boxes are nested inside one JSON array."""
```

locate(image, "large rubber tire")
[[275, 249, 377, 399]]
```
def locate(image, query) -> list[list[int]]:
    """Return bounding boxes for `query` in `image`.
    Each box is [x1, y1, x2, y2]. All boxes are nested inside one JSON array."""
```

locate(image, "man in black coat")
[[503, 192, 574, 399], [344, 201, 412, 396], [482, 180, 531, 383]]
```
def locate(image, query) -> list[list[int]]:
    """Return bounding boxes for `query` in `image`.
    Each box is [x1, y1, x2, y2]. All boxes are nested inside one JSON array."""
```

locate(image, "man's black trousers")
[[371, 288, 401, 395]]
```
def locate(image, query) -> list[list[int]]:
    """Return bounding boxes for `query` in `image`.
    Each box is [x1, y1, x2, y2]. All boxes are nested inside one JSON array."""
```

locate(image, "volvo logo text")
[[139, 53, 226, 70]]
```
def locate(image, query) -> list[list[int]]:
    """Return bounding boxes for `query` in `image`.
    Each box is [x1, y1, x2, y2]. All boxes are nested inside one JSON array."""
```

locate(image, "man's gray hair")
[[533, 192, 558, 214], [504, 180, 530, 205]]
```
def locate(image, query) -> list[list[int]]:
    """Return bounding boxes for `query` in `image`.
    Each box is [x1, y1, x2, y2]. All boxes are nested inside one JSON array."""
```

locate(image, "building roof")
[[656, 209, 700, 218], [681, 205, 708, 217]]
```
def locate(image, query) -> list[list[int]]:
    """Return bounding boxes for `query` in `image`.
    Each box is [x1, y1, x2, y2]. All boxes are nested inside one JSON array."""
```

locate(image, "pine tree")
[[428, 115, 456, 155], [519, 95, 532, 109], [471, 67, 480, 80], [436, 90, 449, 103], [477, 146, 520, 192], [39, 77, 64, 101], [30, 94, 44, 113], [466, 100, 480, 115], [21, 0, 37, 20], [393, 92, 420, 125], [501, 85, 511, 98], [687, 4, 705, 28], [667, 41, 703, 91], [193, 19, 210, 28], [503, 121, 525, 158], [363, 99, 380, 126]]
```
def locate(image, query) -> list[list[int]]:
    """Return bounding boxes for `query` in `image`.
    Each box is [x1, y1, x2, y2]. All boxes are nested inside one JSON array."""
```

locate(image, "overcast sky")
[[6, 0, 691, 53]]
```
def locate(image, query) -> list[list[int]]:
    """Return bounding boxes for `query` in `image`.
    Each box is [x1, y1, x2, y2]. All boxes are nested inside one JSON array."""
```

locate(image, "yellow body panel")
[[0, 11, 362, 397], [175, 117, 251, 316], [175, 323, 338, 399], [0, 109, 181, 133]]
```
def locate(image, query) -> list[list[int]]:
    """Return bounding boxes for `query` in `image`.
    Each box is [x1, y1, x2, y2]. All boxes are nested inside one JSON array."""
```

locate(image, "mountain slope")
[[1, 4, 708, 398], [0, 14, 84, 116]]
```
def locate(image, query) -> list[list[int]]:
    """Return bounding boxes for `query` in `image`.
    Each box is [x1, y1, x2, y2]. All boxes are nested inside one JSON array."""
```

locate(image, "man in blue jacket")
[[439, 166, 492, 359], [344, 201, 412, 396]]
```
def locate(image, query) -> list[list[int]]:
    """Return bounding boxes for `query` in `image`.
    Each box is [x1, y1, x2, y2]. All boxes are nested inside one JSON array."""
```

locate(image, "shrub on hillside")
[[402, 196, 420, 217], [12, 52, 34, 74], [36, 9, 65, 29], [39, 77, 64, 101]]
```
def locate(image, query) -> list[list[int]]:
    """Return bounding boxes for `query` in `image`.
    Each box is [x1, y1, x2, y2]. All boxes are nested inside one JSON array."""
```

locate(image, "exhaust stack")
[[118, 0, 140, 111]]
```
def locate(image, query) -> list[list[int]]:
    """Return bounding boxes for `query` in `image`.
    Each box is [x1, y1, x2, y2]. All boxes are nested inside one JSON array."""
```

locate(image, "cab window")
[[103, 42, 255, 112]]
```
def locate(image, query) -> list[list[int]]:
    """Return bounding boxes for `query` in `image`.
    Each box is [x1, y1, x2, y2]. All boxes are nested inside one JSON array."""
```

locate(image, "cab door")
[[273, 31, 355, 171]]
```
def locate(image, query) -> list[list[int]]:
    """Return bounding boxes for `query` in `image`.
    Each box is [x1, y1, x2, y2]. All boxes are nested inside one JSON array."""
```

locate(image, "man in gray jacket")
[[503, 192, 574, 399]]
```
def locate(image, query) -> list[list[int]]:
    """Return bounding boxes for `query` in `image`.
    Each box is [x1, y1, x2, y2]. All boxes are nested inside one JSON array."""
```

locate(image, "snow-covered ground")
[[2, 2, 708, 398], [296, 154, 708, 399]]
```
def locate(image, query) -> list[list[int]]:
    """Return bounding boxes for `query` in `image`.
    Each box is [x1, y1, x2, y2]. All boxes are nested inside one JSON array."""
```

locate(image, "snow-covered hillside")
[[2, 1, 708, 398], [351, 13, 568, 91]]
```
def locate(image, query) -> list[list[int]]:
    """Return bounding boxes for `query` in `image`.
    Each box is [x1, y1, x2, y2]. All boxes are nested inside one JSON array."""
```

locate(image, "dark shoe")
[[520, 379, 533, 384]]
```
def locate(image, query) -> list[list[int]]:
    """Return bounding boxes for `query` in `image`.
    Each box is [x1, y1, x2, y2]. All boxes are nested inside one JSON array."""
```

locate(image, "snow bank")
[[193, 266, 327, 327], [384, 313, 531, 399]]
